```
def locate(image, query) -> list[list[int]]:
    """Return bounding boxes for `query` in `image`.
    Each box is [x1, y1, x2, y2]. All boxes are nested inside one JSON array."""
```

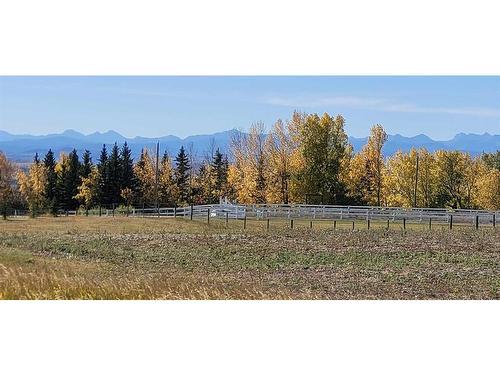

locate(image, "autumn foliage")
[[1, 111, 499, 217]]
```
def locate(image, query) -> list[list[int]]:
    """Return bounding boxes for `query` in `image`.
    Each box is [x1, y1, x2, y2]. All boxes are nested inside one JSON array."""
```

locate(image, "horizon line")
[[1, 128, 498, 143]]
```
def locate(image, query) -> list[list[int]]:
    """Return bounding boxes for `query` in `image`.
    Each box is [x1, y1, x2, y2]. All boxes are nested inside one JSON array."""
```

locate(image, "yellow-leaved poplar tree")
[[229, 123, 268, 203], [75, 166, 100, 210], [265, 119, 295, 203], [415, 149, 439, 207], [134, 149, 156, 206], [475, 167, 500, 210], [17, 160, 47, 217], [159, 152, 179, 206], [434, 150, 476, 208], [386, 148, 420, 207], [346, 124, 388, 206]]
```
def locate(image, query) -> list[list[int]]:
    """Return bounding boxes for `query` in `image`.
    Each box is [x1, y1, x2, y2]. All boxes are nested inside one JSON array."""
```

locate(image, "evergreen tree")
[[108, 143, 122, 205], [81, 150, 93, 179], [43, 149, 58, 215], [174, 146, 191, 203], [64, 149, 81, 210], [0, 152, 16, 219], [211, 148, 228, 201], [55, 153, 68, 211], [97, 144, 110, 206], [248, 124, 268, 203], [120, 142, 136, 194]]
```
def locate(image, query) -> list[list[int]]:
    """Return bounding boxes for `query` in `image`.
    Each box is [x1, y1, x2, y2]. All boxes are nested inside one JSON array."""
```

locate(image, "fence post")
[[225, 212, 229, 228], [207, 208, 210, 225], [449, 215, 453, 230], [429, 218, 432, 230], [267, 218, 270, 232], [190, 204, 193, 220], [244, 214, 247, 230], [290, 219, 294, 229], [174, 205, 177, 218], [309, 220, 313, 229], [352, 221, 355, 230], [367, 219, 370, 230], [333, 220, 336, 231], [493, 214, 496, 228], [475, 215, 479, 230], [387, 219, 390, 230], [99, 206, 102, 217], [403, 218, 406, 231]]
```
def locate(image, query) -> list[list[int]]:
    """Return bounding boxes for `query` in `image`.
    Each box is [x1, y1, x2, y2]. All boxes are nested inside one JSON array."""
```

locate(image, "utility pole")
[[155, 141, 160, 215], [413, 151, 419, 207]]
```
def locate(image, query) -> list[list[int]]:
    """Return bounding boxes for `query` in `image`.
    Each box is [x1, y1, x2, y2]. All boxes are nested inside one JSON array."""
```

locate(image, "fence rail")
[[6, 203, 499, 225], [130, 203, 499, 225]]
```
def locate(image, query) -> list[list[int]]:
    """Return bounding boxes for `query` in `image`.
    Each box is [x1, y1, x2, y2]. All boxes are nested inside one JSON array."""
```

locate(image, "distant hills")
[[0, 129, 498, 162]]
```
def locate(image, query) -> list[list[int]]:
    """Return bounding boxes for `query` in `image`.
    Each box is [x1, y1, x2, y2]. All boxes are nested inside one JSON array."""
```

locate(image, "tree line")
[[227, 112, 499, 210], [1, 111, 499, 218]]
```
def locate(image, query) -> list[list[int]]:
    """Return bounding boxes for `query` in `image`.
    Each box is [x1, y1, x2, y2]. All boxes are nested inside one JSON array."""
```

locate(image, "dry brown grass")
[[1, 216, 499, 299], [0, 260, 298, 299]]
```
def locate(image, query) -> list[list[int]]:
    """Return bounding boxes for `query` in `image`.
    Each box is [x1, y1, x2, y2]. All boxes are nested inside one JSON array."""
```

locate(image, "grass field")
[[0, 216, 499, 299]]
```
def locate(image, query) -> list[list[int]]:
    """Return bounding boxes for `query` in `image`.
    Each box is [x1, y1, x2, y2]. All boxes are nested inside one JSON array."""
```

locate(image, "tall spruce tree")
[[0, 152, 16, 219], [120, 142, 136, 194], [55, 155, 67, 211], [43, 149, 58, 215], [65, 149, 81, 210], [55, 150, 80, 210], [174, 146, 191, 203], [97, 144, 110, 206], [108, 143, 122, 205], [211, 148, 228, 201], [81, 150, 93, 179]]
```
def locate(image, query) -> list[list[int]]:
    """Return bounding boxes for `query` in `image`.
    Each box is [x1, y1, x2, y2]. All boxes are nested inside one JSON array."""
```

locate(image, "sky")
[[0, 76, 499, 140]]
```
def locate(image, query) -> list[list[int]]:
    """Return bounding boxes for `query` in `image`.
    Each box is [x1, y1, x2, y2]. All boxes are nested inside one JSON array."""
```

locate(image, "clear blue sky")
[[0, 76, 498, 140]]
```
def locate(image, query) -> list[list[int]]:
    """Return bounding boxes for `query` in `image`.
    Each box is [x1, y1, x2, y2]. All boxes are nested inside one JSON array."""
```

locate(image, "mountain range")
[[0, 129, 498, 162]]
